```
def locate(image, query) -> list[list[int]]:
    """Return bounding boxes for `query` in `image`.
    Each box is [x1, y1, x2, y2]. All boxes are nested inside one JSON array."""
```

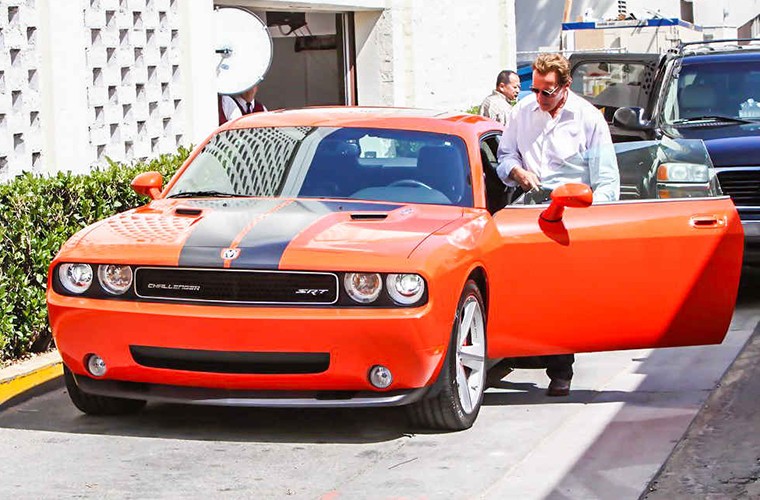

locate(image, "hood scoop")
[[350, 212, 388, 221], [175, 207, 203, 217]]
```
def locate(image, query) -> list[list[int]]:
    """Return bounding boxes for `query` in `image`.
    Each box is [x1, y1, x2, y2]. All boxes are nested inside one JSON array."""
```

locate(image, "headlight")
[[386, 273, 425, 305], [344, 273, 382, 303], [58, 263, 93, 294], [657, 163, 709, 183], [98, 264, 133, 295]]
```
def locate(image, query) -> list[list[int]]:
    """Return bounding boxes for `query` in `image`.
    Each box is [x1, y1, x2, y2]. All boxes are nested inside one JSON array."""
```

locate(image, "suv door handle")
[[690, 215, 726, 228]]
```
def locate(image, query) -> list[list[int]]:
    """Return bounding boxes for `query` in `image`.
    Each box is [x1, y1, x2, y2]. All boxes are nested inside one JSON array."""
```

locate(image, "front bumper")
[[48, 293, 453, 398], [72, 374, 430, 408]]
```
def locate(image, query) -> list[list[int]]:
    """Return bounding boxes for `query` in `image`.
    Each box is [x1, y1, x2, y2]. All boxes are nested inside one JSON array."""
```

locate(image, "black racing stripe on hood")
[[230, 199, 402, 269], [178, 199, 284, 268]]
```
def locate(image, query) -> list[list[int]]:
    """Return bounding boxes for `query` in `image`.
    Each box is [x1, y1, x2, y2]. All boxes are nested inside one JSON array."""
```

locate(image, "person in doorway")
[[493, 53, 619, 396], [479, 70, 521, 124], [218, 84, 267, 125]]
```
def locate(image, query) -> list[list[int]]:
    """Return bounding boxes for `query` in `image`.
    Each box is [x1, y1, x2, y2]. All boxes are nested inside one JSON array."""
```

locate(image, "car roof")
[[220, 106, 503, 136]]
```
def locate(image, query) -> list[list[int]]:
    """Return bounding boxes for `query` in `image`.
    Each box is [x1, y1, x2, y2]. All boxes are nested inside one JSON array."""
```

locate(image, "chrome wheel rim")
[[455, 295, 486, 414]]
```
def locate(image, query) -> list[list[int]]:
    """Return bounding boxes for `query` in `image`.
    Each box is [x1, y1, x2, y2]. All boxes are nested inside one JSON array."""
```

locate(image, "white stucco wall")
[[516, 0, 617, 56], [356, 0, 516, 111], [692, 0, 760, 29], [1, 0, 43, 176], [1, 0, 518, 181], [0, 0, 217, 180]]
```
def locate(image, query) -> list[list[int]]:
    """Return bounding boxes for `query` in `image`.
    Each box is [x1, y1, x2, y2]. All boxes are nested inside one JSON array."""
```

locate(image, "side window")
[[617, 139, 722, 201], [571, 61, 654, 122], [493, 139, 720, 206], [482, 136, 499, 164], [480, 134, 508, 213]]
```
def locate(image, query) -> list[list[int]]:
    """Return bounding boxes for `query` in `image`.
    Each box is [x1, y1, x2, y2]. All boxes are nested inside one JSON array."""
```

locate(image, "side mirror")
[[612, 106, 651, 131], [540, 183, 593, 222], [131, 171, 163, 199]]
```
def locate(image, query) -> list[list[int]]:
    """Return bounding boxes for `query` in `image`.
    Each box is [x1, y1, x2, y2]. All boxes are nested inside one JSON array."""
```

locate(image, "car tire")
[[407, 279, 487, 431], [64, 366, 146, 416]]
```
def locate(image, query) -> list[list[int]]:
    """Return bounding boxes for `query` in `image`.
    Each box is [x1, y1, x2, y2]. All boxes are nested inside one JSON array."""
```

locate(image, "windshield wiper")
[[167, 190, 246, 199], [672, 115, 757, 125]]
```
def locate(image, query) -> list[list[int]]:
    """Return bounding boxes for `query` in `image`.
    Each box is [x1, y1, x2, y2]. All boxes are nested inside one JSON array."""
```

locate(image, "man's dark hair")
[[496, 70, 518, 88]]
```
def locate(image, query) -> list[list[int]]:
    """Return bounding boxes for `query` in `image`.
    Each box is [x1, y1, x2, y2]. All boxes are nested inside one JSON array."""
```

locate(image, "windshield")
[[662, 60, 760, 124], [166, 127, 473, 207]]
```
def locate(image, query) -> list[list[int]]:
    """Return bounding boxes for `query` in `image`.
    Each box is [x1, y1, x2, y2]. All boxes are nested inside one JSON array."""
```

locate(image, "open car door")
[[569, 52, 662, 142], [485, 140, 743, 357]]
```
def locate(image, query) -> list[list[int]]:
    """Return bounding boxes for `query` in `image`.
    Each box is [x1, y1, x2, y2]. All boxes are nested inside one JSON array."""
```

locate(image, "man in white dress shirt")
[[494, 53, 620, 396], [497, 54, 619, 204]]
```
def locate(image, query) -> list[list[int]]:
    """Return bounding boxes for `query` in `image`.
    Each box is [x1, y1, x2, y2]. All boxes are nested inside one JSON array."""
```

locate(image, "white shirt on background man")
[[220, 94, 267, 122]]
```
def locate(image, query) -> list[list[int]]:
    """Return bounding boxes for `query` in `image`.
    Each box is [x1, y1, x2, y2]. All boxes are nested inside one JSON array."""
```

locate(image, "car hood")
[[672, 124, 760, 167], [59, 198, 464, 269]]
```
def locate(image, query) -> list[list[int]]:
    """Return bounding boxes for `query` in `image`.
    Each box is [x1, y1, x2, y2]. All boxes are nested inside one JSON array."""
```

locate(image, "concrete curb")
[[0, 351, 63, 406]]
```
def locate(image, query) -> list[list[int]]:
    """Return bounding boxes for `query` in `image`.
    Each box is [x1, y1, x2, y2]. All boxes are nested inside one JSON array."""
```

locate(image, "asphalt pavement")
[[642, 271, 760, 499], [1, 274, 759, 498]]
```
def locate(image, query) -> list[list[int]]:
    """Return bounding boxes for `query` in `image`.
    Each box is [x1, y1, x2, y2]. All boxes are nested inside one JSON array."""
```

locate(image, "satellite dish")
[[214, 7, 273, 95]]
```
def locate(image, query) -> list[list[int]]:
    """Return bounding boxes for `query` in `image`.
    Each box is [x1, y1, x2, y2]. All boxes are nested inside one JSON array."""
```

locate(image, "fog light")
[[368, 365, 393, 389], [87, 354, 107, 377]]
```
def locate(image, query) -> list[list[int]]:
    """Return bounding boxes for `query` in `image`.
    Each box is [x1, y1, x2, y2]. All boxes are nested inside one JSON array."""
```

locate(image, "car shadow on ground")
[[0, 378, 417, 444], [483, 379, 647, 406], [0, 374, 662, 443]]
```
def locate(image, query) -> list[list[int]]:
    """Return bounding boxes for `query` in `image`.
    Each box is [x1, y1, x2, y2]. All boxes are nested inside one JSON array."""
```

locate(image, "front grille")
[[134, 267, 338, 304], [130, 345, 330, 374], [716, 169, 760, 206]]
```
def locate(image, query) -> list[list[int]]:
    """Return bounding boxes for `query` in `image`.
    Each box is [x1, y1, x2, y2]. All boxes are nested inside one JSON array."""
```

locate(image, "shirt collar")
[[491, 90, 508, 101], [234, 95, 254, 106], [529, 89, 580, 117]]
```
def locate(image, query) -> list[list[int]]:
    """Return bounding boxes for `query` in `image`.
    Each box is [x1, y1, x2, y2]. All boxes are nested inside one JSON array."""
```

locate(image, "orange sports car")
[[47, 108, 743, 430]]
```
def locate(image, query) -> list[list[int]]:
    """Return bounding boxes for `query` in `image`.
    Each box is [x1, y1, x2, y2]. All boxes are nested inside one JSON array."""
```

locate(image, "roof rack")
[[676, 38, 760, 56]]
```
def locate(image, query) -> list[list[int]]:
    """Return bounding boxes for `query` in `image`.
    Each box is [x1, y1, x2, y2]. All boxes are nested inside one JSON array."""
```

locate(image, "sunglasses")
[[529, 86, 561, 97]]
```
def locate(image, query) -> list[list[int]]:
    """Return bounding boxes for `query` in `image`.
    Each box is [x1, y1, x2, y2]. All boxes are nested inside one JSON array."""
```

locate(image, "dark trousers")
[[505, 354, 574, 380], [543, 354, 574, 381]]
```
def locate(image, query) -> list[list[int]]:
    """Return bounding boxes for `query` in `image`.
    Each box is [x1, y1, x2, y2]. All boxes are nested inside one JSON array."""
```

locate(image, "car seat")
[[301, 141, 360, 197], [416, 145, 466, 203]]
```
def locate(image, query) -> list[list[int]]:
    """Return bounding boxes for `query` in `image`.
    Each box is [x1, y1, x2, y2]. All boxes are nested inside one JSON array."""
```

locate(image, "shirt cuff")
[[496, 160, 520, 186]]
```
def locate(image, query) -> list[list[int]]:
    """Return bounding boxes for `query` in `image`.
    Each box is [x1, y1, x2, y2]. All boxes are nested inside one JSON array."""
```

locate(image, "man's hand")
[[509, 166, 541, 191]]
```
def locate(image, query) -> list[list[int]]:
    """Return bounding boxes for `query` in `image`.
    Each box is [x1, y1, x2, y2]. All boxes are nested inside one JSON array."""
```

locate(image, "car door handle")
[[690, 215, 725, 228]]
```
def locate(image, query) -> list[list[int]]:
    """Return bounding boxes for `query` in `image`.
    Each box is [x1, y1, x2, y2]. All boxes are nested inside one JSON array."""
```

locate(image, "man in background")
[[479, 70, 521, 124], [218, 84, 267, 125]]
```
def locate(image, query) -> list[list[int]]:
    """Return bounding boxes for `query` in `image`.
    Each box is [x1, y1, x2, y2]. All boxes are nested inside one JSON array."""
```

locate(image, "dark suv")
[[570, 40, 760, 264]]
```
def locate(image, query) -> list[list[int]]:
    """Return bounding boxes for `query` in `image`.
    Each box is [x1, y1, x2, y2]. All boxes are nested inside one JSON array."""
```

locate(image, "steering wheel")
[[388, 179, 433, 190]]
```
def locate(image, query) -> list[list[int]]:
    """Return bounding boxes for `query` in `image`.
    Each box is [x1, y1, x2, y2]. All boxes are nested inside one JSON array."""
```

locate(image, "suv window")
[[571, 61, 653, 121], [662, 61, 760, 123]]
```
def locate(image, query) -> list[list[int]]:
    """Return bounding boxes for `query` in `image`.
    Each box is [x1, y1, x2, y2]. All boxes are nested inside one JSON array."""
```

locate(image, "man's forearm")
[[496, 160, 519, 185]]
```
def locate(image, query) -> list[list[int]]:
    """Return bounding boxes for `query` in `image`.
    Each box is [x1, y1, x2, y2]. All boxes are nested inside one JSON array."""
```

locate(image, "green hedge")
[[0, 148, 190, 363]]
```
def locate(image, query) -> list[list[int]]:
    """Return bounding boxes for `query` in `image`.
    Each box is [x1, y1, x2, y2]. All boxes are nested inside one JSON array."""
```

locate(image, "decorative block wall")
[[83, 0, 183, 164], [0, 0, 193, 182], [0, 0, 43, 177]]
